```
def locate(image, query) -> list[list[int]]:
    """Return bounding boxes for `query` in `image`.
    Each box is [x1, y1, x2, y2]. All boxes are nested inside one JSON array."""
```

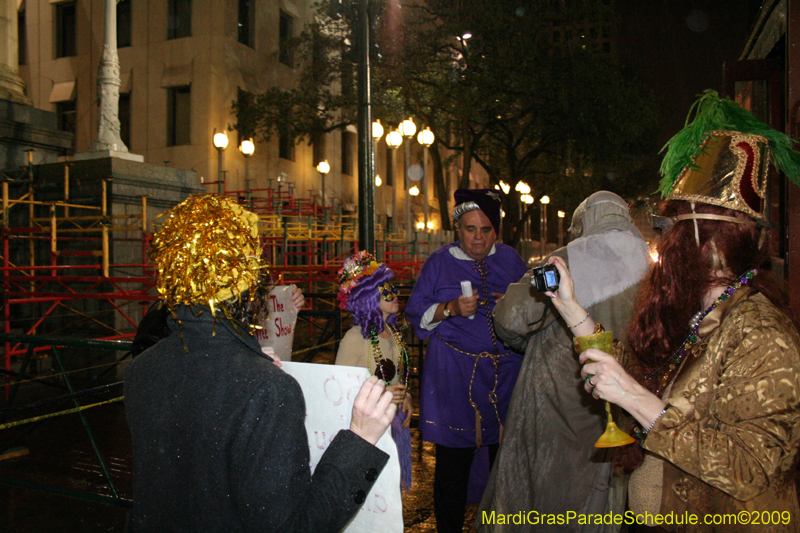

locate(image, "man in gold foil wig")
[[123, 194, 396, 533]]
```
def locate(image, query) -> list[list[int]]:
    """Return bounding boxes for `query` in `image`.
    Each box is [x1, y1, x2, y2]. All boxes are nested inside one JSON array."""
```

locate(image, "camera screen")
[[545, 270, 557, 286]]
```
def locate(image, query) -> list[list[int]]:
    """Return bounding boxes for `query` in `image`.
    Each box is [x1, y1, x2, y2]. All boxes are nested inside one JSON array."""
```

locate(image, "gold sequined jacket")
[[635, 286, 800, 532]]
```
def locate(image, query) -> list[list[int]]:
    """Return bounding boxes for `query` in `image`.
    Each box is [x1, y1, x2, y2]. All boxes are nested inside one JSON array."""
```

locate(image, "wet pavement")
[[0, 358, 478, 533]]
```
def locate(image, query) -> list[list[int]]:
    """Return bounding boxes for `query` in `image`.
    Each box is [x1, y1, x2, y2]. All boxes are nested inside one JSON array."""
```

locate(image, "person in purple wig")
[[336, 251, 414, 491]]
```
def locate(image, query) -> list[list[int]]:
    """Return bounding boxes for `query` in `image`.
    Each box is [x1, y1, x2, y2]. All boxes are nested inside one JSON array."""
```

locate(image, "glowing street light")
[[515, 181, 531, 194], [417, 127, 434, 146], [371, 121, 384, 230], [398, 117, 417, 138], [399, 118, 417, 239], [372, 120, 384, 141], [213, 129, 229, 194], [317, 160, 330, 207], [385, 130, 403, 233], [386, 130, 402, 148], [417, 126, 435, 231], [517, 182, 533, 240], [240, 138, 255, 206], [213, 131, 229, 150], [540, 195, 551, 259], [240, 139, 255, 156]]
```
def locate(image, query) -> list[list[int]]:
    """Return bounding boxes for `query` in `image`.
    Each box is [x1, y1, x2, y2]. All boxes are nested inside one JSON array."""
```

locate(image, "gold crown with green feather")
[[658, 90, 800, 225]]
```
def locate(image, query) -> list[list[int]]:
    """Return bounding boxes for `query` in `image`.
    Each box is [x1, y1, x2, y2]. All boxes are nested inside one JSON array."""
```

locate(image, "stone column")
[[0, 0, 33, 106], [89, 0, 128, 153]]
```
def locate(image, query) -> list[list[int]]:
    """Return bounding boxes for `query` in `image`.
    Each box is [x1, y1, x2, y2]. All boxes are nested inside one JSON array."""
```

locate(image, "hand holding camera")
[[530, 263, 560, 292], [539, 257, 587, 331]]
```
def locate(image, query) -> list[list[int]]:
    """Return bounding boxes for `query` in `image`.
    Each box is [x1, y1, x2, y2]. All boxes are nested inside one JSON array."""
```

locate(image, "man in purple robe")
[[406, 189, 527, 533]]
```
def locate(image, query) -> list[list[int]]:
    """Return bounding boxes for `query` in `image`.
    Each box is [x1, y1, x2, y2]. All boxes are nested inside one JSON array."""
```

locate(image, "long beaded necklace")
[[368, 322, 410, 387], [645, 268, 758, 396]]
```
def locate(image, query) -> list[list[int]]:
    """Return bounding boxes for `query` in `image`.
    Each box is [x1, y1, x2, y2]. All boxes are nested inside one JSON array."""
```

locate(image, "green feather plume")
[[658, 89, 800, 198]]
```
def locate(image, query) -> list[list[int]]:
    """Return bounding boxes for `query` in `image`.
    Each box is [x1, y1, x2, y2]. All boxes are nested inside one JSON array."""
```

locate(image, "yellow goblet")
[[577, 330, 636, 448]]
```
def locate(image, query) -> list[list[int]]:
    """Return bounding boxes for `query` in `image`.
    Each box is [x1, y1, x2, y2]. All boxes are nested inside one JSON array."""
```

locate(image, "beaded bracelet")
[[642, 404, 672, 436], [568, 311, 591, 329]]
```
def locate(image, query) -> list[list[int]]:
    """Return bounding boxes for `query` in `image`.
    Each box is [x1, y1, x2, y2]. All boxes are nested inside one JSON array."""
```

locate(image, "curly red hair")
[[616, 200, 793, 473]]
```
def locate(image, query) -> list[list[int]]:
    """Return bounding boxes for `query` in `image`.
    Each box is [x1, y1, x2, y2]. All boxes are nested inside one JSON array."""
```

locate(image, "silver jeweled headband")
[[452, 201, 480, 222]]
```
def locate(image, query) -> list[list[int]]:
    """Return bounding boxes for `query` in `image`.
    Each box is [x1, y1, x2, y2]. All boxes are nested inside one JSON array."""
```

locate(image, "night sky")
[[616, 0, 763, 145]]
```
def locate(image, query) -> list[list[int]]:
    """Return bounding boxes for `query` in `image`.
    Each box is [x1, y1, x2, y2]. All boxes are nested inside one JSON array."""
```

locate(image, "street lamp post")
[[515, 181, 531, 239], [372, 120, 384, 236], [316, 160, 330, 208], [540, 195, 550, 259], [409, 184, 421, 254], [523, 194, 534, 238], [417, 127, 435, 232], [240, 139, 255, 208], [385, 130, 403, 234], [557, 210, 566, 247], [398, 117, 416, 240], [213, 130, 229, 195]]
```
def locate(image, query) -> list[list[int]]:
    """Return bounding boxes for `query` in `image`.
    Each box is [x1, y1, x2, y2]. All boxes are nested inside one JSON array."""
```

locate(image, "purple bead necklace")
[[646, 268, 758, 394]]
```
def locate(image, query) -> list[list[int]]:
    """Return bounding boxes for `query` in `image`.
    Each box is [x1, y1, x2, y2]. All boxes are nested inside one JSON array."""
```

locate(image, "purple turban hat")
[[452, 189, 503, 234]]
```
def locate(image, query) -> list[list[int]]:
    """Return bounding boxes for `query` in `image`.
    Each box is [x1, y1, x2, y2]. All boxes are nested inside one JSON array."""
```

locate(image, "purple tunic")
[[406, 242, 527, 448]]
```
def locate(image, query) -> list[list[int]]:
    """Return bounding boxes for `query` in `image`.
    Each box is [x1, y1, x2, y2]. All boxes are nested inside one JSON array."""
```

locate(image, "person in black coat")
[[124, 194, 395, 533]]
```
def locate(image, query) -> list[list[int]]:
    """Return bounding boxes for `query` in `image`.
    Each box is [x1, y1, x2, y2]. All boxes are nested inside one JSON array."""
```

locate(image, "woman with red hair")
[[548, 92, 800, 531]]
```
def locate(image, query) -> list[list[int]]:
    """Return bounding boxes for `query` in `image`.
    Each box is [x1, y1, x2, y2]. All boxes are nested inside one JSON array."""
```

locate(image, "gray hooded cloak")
[[477, 191, 651, 532]]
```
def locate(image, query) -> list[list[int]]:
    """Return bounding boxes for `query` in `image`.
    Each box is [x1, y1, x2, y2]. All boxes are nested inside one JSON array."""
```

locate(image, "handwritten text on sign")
[[256, 286, 297, 361], [279, 362, 403, 533]]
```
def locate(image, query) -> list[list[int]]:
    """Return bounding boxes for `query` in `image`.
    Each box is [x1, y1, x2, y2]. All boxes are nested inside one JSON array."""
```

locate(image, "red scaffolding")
[[2, 180, 434, 376]]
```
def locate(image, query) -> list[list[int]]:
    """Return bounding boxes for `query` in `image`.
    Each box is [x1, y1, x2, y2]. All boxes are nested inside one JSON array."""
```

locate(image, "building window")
[[238, 0, 255, 48], [119, 93, 131, 149], [117, 0, 132, 48], [341, 131, 354, 176], [168, 0, 192, 40], [56, 100, 76, 133], [279, 129, 295, 161], [279, 11, 294, 67], [167, 86, 191, 146], [18, 8, 27, 65], [56, 100, 76, 152], [55, 2, 77, 58]]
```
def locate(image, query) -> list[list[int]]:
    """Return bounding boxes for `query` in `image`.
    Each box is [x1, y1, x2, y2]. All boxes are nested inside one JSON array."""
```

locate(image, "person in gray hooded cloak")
[[477, 191, 651, 532]]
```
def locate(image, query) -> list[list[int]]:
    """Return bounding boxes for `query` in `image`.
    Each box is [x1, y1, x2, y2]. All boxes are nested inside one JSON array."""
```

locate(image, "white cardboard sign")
[[256, 286, 298, 361], [280, 362, 403, 533]]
